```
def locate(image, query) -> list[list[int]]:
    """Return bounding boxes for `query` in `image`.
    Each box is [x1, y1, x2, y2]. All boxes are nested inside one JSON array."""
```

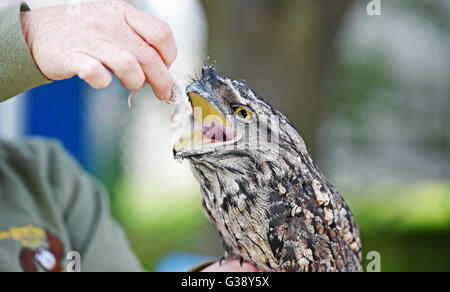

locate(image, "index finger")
[[124, 6, 177, 67]]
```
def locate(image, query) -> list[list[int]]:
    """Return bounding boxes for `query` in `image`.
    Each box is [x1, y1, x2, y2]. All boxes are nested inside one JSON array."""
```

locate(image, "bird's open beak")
[[174, 92, 240, 154]]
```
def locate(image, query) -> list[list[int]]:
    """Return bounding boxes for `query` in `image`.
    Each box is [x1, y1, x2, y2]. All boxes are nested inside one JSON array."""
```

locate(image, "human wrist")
[[20, 11, 34, 56]]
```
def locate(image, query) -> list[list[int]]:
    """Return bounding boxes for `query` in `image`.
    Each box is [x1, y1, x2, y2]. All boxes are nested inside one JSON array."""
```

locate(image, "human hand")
[[200, 259, 261, 272], [20, 0, 177, 100]]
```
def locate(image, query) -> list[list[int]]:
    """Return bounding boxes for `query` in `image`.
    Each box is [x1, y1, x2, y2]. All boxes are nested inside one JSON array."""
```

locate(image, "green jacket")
[[0, 3, 142, 271], [0, 2, 50, 101]]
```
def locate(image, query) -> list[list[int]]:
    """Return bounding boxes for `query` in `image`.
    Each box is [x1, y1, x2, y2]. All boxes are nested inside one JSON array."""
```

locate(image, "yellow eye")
[[234, 107, 252, 120]]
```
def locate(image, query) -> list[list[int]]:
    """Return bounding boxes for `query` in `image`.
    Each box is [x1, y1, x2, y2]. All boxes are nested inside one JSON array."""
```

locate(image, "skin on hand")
[[200, 259, 261, 272], [20, 0, 177, 100]]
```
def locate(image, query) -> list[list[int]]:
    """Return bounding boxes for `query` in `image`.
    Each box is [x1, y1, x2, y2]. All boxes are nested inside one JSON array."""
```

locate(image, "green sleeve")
[[43, 140, 144, 272], [0, 2, 51, 102], [0, 139, 143, 272]]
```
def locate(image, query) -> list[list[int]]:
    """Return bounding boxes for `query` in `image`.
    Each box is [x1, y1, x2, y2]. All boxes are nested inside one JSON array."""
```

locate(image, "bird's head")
[[174, 66, 309, 184]]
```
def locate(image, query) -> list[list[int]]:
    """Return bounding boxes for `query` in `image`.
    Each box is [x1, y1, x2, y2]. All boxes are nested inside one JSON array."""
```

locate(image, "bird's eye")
[[234, 107, 252, 121]]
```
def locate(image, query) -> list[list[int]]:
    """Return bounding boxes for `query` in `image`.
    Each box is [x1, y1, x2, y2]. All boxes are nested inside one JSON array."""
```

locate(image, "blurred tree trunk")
[[201, 0, 354, 157]]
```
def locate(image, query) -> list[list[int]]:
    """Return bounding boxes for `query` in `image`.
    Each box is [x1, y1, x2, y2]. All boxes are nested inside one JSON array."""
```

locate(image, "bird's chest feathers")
[[200, 171, 268, 225], [197, 170, 280, 267]]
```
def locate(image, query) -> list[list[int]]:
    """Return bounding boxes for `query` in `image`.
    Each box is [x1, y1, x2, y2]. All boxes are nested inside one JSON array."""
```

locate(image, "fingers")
[[70, 40, 172, 98], [64, 1, 178, 98], [134, 43, 174, 100], [123, 6, 177, 99], [88, 41, 146, 90], [124, 6, 177, 67], [117, 25, 174, 100], [68, 53, 112, 89]]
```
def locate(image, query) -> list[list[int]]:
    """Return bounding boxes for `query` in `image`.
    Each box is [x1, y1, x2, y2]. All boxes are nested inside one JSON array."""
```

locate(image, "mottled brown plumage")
[[174, 66, 363, 272]]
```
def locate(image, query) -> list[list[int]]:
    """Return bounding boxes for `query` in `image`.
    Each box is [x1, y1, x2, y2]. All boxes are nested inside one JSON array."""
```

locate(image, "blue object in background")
[[155, 253, 214, 272], [25, 77, 87, 169]]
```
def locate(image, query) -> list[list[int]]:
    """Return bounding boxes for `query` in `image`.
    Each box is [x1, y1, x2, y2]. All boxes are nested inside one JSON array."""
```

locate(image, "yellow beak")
[[174, 92, 239, 153]]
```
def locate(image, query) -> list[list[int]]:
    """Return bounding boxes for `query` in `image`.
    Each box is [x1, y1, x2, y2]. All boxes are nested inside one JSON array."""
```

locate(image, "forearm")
[[0, 2, 50, 102]]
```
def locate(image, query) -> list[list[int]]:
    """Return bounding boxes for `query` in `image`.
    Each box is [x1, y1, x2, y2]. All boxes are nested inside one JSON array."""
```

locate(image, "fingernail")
[[165, 88, 173, 100]]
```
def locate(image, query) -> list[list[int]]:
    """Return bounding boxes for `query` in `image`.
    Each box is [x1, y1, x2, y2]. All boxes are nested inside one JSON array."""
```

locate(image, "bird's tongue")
[[173, 92, 241, 153], [202, 122, 237, 142]]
